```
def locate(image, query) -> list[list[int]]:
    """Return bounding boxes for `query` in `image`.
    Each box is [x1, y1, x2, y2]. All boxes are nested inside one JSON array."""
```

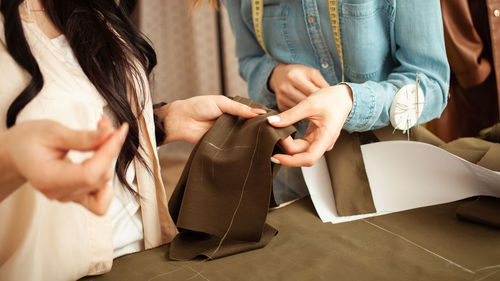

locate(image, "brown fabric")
[[329, 124, 500, 218], [324, 131, 376, 216], [169, 224, 277, 260], [326, 126, 445, 217], [431, 0, 500, 141], [167, 96, 295, 260], [457, 196, 500, 228], [82, 197, 500, 281], [479, 123, 500, 142]]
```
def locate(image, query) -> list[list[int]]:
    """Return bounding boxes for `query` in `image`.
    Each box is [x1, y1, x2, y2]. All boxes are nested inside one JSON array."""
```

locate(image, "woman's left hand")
[[155, 95, 266, 144]]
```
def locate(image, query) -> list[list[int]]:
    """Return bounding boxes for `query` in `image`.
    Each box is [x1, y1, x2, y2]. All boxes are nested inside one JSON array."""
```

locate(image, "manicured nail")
[[251, 108, 267, 115], [270, 157, 281, 164], [267, 115, 280, 124]]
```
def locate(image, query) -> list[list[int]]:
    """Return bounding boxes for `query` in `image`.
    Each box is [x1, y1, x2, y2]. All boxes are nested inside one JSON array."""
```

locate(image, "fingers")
[[310, 70, 330, 89], [271, 134, 331, 167], [43, 123, 128, 195], [58, 115, 115, 151], [213, 96, 266, 118], [267, 99, 314, 127], [293, 77, 321, 96], [276, 136, 310, 155], [79, 123, 128, 189], [76, 185, 114, 216], [276, 86, 308, 111]]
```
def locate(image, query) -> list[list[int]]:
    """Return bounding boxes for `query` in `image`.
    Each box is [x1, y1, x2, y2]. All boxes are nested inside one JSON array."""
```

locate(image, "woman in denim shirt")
[[223, 0, 450, 167]]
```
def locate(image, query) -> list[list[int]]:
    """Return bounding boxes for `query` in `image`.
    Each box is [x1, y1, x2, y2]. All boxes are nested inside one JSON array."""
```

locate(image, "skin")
[[1, 0, 265, 215], [268, 63, 354, 167], [269, 63, 330, 112], [155, 95, 266, 144], [0, 117, 127, 215]]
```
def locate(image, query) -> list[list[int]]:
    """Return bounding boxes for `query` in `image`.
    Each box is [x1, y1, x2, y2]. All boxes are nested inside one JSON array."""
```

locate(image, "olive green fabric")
[[82, 197, 500, 281], [373, 125, 500, 229], [328, 124, 500, 217], [323, 131, 376, 216], [325, 126, 446, 217], [168, 96, 295, 260], [457, 196, 500, 228]]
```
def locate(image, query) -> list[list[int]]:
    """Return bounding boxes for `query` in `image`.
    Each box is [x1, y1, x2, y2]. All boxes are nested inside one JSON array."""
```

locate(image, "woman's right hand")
[[2, 117, 128, 215], [269, 63, 330, 112]]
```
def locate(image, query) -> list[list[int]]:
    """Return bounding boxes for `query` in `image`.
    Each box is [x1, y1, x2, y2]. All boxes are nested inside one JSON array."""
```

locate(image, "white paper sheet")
[[302, 141, 500, 224]]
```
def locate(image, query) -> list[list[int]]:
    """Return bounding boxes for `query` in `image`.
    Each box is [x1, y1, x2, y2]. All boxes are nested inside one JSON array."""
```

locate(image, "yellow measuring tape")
[[327, 0, 344, 82], [251, 0, 345, 82], [251, 0, 269, 55]]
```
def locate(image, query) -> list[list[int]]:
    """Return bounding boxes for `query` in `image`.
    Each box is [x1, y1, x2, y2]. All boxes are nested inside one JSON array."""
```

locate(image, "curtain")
[[136, 1, 248, 194]]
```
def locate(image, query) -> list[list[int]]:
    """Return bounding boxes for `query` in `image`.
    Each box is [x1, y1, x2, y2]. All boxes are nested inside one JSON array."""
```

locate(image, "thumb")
[[58, 116, 115, 151], [77, 184, 114, 216], [267, 100, 312, 127]]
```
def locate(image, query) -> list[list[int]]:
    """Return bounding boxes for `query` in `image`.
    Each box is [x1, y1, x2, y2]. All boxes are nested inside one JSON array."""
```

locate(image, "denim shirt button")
[[307, 16, 315, 24], [321, 61, 329, 69]]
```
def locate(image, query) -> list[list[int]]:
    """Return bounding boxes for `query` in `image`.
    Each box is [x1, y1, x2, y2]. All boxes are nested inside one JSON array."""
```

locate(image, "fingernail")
[[270, 157, 281, 164], [267, 115, 280, 124], [251, 108, 267, 115]]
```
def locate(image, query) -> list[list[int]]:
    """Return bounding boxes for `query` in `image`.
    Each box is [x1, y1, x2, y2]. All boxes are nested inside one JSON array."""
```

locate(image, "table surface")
[[81, 197, 500, 281]]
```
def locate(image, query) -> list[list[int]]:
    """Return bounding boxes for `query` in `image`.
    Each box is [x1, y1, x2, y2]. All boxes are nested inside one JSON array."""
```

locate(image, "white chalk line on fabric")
[[362, 219, 475, 274]]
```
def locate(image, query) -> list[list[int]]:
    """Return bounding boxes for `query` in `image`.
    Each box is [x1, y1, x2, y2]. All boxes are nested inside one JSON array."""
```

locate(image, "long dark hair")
[[1, 0, 155, 192]]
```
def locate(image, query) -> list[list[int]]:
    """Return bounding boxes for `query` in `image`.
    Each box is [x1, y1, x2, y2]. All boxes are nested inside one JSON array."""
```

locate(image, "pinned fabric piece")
[[323, 126, 443, 217], [323, 124, 500, 218], [168, 97, 295, 260], [323, 131, 376, 216]]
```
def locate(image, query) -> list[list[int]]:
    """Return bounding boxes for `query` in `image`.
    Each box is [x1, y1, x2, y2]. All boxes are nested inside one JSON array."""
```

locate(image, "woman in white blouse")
[[0, 0, 264, 280]]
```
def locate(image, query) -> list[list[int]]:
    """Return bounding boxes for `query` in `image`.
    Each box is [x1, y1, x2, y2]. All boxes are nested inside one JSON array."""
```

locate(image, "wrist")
[[338, 84, 353, 113], [153, 102, 168, 146], [0, 130, 25, 199], [158, 101, 183, 144]]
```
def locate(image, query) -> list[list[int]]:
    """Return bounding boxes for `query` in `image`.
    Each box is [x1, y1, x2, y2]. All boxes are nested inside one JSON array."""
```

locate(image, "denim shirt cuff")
[[256, 56, 280, 110], [341, 82, 376, 133]]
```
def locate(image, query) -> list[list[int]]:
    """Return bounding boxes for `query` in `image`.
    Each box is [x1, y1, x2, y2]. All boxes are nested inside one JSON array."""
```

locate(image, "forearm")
[[343, 0, 450, 133], [0, 130, 25, 201]]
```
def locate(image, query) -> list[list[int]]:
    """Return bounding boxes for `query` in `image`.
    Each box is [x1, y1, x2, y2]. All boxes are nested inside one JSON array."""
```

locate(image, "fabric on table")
[[456, 196, 500, 229], [168, 96, 295, 260], [324, 126, 444, 216], [480, 123, 500, 142], [323, 131, 376, 216], [81, 197, 500, 281], [327, 124, 500, 217]]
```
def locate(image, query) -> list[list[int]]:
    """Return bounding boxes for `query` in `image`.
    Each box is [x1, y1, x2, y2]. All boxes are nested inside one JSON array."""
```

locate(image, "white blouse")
[[51, 35, 144, 258], [0, 16, 177, 280]]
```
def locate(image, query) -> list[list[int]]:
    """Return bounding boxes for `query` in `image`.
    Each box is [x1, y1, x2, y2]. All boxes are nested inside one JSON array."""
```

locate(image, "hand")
[[269, 63, 330, 111], [156, 95, 266, 144], [267, 84, 353, 167], [3, 117, 128, 215]]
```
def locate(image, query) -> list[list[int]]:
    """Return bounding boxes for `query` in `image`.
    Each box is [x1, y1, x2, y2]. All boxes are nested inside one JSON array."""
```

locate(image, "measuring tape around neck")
[[251, 0, 345, 82], [251, 0, 270, 55], [327, 0, 344, 82]]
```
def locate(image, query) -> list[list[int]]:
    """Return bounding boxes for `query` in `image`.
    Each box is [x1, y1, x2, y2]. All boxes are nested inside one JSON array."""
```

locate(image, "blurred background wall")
[[135, 1, 248, 194]]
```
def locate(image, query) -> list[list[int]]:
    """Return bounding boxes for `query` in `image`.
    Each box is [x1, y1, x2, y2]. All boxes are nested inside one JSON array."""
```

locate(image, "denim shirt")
[[223, 0, 450, 132]]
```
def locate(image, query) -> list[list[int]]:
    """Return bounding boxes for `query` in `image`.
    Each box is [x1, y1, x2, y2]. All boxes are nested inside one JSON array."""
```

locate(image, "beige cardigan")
[[0, 16, 177, 281]]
